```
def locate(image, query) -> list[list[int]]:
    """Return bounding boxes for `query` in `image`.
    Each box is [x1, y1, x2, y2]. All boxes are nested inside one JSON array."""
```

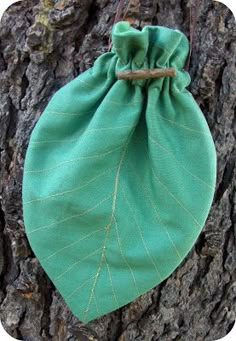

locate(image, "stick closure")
[[116, 67, 176, 80]]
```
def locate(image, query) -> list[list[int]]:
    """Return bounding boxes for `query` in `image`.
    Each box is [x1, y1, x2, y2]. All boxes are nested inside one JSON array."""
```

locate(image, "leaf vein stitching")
[[45, 110, 92, 117], [121, 185, 163, 281], [83, 130, 134, 318], [42, 227, 105, 261], [93, 292, 100, 314], [28, 194, 112, 234], [114, 215, 141, 295], [149, 135, 214, 190], [25, 167, 117, 205], [30, 125, 136, 145], [127, 160, 182, 261], [104, 254, 120, 307], [150, 165, 202, 229], [54, 247, 102, 282], [66, 275, 95, 301], [25, 146, 122, 174], [149, 108, 211, 136]]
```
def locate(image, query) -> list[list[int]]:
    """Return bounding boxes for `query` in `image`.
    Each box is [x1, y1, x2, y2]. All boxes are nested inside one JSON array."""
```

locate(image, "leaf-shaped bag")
[[22, 21, 217, 323]]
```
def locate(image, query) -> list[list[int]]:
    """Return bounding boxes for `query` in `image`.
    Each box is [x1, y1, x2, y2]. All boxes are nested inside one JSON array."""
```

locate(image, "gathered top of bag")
[[108, 21, 191, 89]]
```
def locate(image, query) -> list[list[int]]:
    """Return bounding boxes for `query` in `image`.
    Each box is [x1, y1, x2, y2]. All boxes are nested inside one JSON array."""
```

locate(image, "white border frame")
[[0, 0, 235, 340]]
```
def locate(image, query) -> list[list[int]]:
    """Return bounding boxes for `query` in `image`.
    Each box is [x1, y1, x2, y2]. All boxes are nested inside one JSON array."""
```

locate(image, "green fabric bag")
[[22, 21, 217, 323]]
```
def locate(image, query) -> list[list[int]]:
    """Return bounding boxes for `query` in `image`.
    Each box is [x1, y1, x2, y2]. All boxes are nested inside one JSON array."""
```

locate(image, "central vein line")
[[84, 131, 134, 317]]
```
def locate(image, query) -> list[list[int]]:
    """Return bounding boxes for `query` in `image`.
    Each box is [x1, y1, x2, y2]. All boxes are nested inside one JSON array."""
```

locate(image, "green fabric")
[[22, 21, 217, 323]]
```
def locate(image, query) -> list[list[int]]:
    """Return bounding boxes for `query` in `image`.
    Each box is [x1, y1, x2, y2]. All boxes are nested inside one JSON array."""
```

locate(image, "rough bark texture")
[[0, 0, 235, 340]]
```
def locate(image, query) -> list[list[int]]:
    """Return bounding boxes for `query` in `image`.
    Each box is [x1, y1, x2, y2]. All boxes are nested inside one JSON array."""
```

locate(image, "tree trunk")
[[0, 0, 235, 340]]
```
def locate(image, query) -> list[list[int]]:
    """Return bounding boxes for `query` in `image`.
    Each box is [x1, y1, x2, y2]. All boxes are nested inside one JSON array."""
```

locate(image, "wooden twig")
[[116, 68, 176, 80]]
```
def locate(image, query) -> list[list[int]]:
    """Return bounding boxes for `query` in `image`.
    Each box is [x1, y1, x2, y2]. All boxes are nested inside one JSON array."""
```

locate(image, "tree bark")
[[0, 0, 235, 340]]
